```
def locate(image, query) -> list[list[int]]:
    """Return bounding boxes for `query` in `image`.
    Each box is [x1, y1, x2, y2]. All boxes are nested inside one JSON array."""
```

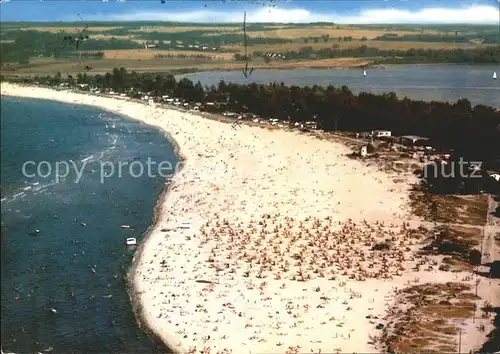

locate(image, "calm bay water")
[[186, 65, 500, 108], [0, 97, 176, 353]]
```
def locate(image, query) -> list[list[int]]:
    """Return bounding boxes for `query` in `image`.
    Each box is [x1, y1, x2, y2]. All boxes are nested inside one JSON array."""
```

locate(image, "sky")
[[0, 0, 499, 24]]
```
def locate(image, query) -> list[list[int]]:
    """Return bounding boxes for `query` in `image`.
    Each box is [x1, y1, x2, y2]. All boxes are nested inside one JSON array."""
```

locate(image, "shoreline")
[[1, 88, 180, 354], [5, 60, 497, 82], [175, 61, 499, 79], [1, 83, 498, 354], [127, 130, 186, 354]]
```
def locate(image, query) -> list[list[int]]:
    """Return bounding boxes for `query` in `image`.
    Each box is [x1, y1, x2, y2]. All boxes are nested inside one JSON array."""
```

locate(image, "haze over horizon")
[[0, 0, 498, 24]]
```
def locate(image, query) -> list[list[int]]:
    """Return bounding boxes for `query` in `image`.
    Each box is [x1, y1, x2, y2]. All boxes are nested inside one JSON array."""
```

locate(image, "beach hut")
[[371, 130, 391, 138], [179, 221, 192, 229], [360, 145, 368, 158]]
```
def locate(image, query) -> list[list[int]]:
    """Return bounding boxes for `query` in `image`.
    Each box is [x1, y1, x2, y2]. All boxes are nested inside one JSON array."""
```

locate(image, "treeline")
[[254, 45, 500, 63], [359, 24, 497, 34], [374, 33, 499, 44], [0, 30, 141, 64], [79, 38, 143, 51], [6, 67, 499, 163], [303, 35, 358, 44], [375, 46, 500, 64]]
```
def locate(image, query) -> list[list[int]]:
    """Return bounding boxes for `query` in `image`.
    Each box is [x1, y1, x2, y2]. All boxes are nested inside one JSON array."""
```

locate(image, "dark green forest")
[[254, 45, 500, 64], [4, 67, 499, 164], [374, 33, 499, 44], [0, 30, 142, 64]]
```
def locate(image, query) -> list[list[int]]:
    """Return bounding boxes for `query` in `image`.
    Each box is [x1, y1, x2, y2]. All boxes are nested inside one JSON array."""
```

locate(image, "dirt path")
[[483, 195, 500, 263], [406, 219, 480, 229]]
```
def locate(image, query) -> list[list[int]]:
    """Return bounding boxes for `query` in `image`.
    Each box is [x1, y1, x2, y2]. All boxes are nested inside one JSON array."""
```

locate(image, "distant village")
[[142, 39, 221, 52]]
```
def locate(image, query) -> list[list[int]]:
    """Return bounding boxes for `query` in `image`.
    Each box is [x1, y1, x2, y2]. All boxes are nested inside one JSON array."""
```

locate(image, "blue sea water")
[[0, 96, 176, 353]]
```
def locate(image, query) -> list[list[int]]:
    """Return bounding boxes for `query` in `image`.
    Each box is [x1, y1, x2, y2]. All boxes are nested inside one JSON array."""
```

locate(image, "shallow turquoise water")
[[1, 97, 176, 353]]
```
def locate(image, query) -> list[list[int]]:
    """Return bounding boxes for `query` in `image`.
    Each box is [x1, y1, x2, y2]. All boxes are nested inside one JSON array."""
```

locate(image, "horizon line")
[[1, 20, 498, 25]]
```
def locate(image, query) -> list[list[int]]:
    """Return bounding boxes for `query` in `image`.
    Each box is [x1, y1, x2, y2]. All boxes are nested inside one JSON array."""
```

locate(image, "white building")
[[371, 130, 391, 138]]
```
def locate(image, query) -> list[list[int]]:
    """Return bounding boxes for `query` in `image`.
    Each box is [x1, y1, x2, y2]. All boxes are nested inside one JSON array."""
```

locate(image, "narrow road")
[[482, 195, 500, 264]]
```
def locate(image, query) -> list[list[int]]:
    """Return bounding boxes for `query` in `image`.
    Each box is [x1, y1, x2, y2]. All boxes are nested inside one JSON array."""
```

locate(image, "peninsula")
[[1, 82, 498, 354]]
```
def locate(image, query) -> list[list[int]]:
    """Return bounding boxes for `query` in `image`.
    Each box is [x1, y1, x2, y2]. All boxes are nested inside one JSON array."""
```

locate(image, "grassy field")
[[382, 282, 481, 353], [9, 23, 445, 39], [125, 24, 441, 39], [2, 22, 495, 76], [129, 26, 241, 33], [410, 189, 488, 226], [206, 27, 438, 39]]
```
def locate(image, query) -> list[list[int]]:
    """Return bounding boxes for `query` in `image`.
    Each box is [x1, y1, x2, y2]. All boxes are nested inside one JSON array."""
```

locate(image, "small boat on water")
[[363, 70, 367, 77], [126, 237, 137, 246], [121, 225, 131, 230], [494, 71, 497, 80]]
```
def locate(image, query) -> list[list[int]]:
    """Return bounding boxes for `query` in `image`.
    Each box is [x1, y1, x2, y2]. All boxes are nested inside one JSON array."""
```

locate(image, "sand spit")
[[2, 83, 497, 354]]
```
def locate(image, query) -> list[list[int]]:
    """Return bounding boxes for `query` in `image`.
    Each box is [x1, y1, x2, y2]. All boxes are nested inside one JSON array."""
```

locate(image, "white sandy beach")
[[2, 83, 498, 354]]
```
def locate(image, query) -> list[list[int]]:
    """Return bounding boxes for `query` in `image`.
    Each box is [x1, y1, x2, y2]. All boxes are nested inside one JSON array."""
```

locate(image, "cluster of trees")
[[78, 38, 143, 51], [253, 45, 500, 63], [1, 30, 66, 64], [303, 35, 355, 44], [0, 30, 142, 64], [375, 33, 499, 44], [233, 53, 252, 61], [7, 67, 498, 164]]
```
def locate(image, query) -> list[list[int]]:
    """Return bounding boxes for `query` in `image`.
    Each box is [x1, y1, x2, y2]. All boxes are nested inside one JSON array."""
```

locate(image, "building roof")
[[372, 130, 391, 132]]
